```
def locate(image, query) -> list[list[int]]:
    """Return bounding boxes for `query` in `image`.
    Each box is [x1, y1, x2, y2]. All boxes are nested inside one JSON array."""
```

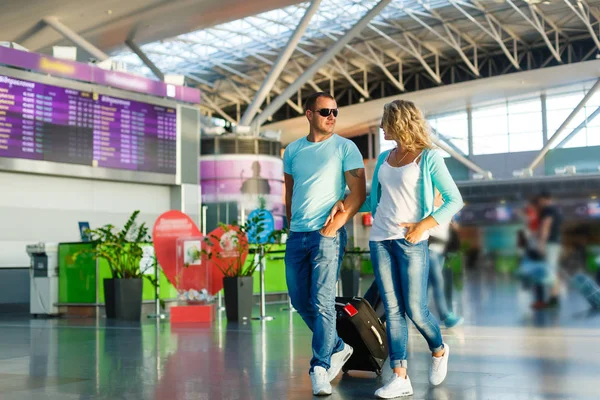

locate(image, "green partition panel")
[[361, 258, 373, 275], [446, 253, 464, 291], [587, 252, 599, 273], [446, 253, 463, 275], [59, 243, 95, 303], [250, 244, 287, 294], [545, 145, 600, 175], [58, 242, 178, 304], [495, 254, 519, 274]]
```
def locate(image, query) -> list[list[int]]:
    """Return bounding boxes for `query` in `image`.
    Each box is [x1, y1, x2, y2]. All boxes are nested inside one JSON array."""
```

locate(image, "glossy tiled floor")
[[1, 270, 599, 400]]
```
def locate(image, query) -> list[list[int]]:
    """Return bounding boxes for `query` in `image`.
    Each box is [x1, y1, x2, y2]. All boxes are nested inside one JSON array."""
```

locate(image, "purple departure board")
[[0, 75, 177, 174]]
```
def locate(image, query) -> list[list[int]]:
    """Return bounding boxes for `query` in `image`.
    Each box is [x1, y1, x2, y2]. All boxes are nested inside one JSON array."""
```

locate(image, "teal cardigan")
[[360, 149, 463, 225]]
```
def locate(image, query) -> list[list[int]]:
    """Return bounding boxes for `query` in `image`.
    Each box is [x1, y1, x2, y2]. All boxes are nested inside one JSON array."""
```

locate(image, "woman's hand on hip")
[[399, 222, 424, 244]]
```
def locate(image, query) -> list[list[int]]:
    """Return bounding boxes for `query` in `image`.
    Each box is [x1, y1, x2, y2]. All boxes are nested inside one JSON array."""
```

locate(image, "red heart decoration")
[[203, 225, 249, 289], [153, 211, 249, 295]]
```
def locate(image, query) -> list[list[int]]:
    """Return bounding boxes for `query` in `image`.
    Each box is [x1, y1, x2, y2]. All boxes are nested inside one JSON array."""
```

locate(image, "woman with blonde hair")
[[338, 100, 463, 398]]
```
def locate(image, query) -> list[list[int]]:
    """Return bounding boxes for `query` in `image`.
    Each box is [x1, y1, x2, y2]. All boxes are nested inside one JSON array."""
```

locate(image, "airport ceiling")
[[0, 0, 303, 55], [3, 0, 600, 126]]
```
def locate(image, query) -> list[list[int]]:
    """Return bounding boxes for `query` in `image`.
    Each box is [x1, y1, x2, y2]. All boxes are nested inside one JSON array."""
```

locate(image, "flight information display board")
[[0, 74, 177, 174]]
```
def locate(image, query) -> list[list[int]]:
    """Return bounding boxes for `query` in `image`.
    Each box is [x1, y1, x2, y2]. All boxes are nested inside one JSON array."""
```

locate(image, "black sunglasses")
[[312, 108, 338, 117]]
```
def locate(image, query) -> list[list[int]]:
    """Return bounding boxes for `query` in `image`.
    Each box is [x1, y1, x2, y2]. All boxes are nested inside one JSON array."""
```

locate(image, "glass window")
[[431, 111, 468, 155], [508, 98, 542, 134], [546, 91, 585, 111], [587, 125, 600, 146], [547, 109, 587, 137], [472, 103, 508, 154], [586, 91, 600, 107], [505, 97, 543, 152], [473, 134, 509, 155], [546, 90, 590, 148], [509, 132, 543, 152], [379, 128, 395, 153], [587, 109, 600, 127], [508, 98, 541, 114], [509, 112, 542, 134]]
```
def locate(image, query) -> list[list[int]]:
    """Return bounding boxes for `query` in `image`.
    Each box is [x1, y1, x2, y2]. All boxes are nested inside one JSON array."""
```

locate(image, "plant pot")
[[341, 269, 361, 298], [104, 278, 143, 320], [103, 279, 116, 319], [223, 276, 253, 322]]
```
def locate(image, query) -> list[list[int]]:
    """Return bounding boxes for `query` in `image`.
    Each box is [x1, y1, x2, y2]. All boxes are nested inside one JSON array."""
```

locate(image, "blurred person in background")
[[532, 191, 563, 309], [516, 198, 545, 290], [428, 190, 464, 328]]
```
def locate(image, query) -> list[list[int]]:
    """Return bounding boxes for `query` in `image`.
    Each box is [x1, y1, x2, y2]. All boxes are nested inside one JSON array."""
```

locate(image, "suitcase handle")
[[370, 325, 383, 346]]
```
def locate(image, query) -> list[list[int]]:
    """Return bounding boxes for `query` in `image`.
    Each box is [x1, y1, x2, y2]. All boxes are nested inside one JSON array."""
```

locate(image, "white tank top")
[[369, 154, 430, 243]]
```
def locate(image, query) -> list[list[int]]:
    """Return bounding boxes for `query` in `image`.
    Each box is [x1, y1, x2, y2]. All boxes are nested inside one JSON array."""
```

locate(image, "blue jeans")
[[370, 239, 444, 369], [428, 249, 451, 321], [285, 228, 347, 372]]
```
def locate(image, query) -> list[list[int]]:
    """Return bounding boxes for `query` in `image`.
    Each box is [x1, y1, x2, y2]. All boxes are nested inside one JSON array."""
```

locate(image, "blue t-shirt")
[[283, 134, 364, 232]]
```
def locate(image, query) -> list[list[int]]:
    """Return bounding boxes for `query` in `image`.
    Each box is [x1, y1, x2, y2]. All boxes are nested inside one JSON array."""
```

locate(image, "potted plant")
[[341, 245, 363, 298], [204, 210, 283, 322], [76, 210, 154, 320]]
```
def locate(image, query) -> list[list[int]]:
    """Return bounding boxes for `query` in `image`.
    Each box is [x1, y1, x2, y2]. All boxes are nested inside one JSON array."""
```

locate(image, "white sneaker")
[[429, 343, 450, 386], [327, 343, 354, 381], [375, 374, 414, 398], [310, 366, 332, 396]]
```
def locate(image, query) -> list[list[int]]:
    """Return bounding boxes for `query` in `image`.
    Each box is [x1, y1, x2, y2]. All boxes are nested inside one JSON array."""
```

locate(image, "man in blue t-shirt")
[[283, 92, 366, 396]]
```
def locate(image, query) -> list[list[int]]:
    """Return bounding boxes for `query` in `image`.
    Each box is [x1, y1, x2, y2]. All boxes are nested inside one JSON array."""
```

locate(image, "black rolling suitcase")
[[570, 272, 600, 309], [363, 280, 386, 322], [335, 296, 388, 375]]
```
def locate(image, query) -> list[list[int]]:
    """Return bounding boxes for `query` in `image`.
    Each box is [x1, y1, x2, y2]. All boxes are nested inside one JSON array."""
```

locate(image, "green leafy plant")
[[75, 210, 154, 279], [203, 210, 286, 278], [342, 246, 363, 271]]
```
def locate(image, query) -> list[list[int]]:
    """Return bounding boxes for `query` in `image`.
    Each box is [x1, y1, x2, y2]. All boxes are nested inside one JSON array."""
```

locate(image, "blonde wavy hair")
[[382, 100, 433, 153]]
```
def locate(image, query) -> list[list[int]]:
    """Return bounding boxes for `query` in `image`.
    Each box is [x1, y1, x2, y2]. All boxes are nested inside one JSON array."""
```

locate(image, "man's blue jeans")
[[285, 228, 347, 372], [370, 239, 444, 369]]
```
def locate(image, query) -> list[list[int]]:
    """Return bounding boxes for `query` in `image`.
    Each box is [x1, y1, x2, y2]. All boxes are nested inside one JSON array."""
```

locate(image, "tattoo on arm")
[[348, 168, 361, 178]]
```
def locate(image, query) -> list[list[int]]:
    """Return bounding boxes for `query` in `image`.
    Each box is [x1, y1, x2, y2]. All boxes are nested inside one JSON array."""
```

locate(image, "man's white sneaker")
[[310, 366, 332, 396], [429, 343, 450, 386], [327, 343, 354, 381], [374, 374, 414, 399]]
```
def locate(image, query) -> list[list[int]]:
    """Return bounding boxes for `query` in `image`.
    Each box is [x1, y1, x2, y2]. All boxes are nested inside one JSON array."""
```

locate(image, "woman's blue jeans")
[[370, 239, 444, 369]]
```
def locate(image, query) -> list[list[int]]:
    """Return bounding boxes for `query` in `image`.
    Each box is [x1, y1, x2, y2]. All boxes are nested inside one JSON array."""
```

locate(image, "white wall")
[[0, 171, 171, 268]]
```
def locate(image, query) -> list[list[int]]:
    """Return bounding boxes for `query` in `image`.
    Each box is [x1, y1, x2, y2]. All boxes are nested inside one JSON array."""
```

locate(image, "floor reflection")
[[0, 270, 597, 399]]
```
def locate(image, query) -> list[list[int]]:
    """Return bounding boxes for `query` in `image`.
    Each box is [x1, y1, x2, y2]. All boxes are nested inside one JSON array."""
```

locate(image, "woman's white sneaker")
[[374, 374, 413, 399], [310, 366, 332, 396], [429, 343, 450, 386]]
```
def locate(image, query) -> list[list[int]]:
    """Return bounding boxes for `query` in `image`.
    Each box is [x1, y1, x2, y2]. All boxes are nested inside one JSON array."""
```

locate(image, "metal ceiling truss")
[[396, 1, 480, 77], [264, 33, 599, 122], [111, 0, 600, 123], [448, 0, 523, 70], [504, 0, 563, 62], [210, 32, 598, 118], [562, 0, 600, 50]]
